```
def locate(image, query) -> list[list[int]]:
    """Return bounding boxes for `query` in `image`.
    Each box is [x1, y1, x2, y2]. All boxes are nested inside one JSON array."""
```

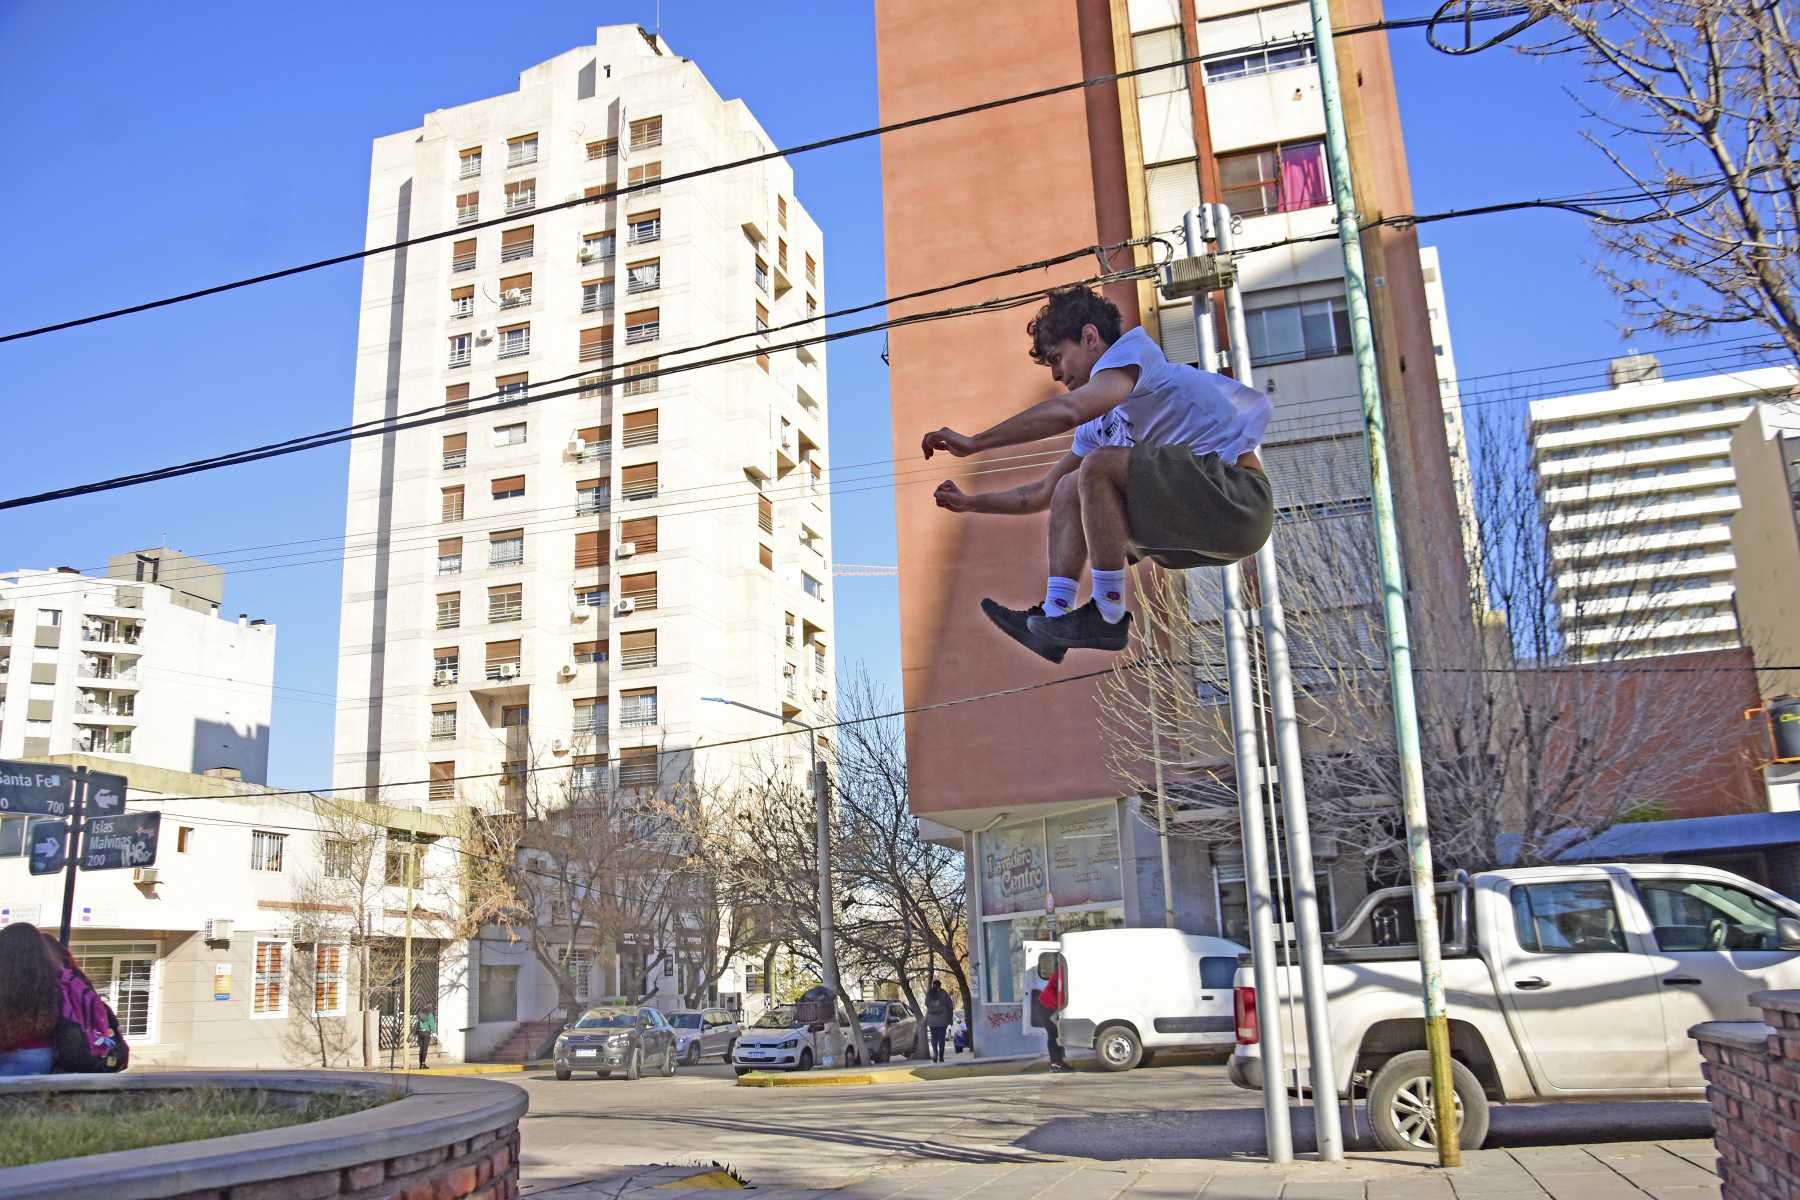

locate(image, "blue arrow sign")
[[29, 820, 68, 875], [84, 771, 127, 816]]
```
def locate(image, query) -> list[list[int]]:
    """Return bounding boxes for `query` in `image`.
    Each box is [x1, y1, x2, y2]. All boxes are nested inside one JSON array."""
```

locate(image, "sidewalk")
[[539, 1140, 1722, 1199], [737, 1050, 1230, 1088]]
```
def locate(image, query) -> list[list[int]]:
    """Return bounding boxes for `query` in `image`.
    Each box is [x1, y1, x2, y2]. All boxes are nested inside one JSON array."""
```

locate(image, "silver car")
[[858, 1000, 919, 1063], [667, 1006, 740, 1065]]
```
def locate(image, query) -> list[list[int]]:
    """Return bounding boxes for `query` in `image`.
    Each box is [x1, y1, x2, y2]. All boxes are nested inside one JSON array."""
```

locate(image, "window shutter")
[[451, 285, 474, 301], [439, 537, 462, 555], [621, 463, 658, 489], [453, 238, 476, 258], [574, 531, 606, 569], [620, 516, 657, 554], [1159, 301, 1202, 365], [1145, 161, 1202, 240], [443, 433, 466, 452], [492, 475, 526, 497], [500, 272, 531, 292], [446, 383, 470, 404], [485, 639, 521, 663], [500, 226, 533, 249]]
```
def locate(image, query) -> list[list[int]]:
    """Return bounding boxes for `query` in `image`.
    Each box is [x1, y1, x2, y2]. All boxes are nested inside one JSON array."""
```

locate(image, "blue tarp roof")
[[1536, 810, 1800, 862]]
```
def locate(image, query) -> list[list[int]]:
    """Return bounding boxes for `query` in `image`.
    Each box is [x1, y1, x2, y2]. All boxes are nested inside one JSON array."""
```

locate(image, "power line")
[[0, 10, 1530, 346]]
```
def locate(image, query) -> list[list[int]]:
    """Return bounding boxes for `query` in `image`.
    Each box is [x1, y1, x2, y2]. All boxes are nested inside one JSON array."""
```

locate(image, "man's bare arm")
[[935, 453, 1082, 515], [922, 369, 1134, 459]]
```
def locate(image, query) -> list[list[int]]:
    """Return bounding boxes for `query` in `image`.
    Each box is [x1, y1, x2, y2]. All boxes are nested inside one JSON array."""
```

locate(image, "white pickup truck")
[[1229, 863, 1800, 1152]]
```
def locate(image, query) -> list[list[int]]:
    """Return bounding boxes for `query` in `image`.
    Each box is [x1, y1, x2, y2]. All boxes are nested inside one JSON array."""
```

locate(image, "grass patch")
[[0, 1087, 391, 1168]]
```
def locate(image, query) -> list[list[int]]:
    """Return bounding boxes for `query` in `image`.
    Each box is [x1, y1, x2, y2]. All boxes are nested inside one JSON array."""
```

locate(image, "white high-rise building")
[[1419, 246, 1483, 596], [1530, 358, 1800, 660], [332, 26, 836, 811], [0, 548, 276, 781]]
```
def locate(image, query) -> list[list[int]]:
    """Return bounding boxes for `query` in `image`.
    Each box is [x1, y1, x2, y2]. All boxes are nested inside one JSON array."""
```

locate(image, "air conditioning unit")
[[558, 662, 578, 679], [476, 327, 493, 342], [205, 918, 234, 942], [497, 662, 521, 679], [615, 598, 637, 616], [551, 738, 570, 755], [566, 438, 587, 457], [434, 669, 458, 685], [132, 867, 160, 886], [570, 605, 592, 622], [503, 288, 524, 304], [578, 248, 598, 264], [616, 542, 637, 559]]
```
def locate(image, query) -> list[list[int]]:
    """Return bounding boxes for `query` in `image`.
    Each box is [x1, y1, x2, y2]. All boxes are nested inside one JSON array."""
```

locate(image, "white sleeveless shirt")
[[1071, 326, 1271, 461]]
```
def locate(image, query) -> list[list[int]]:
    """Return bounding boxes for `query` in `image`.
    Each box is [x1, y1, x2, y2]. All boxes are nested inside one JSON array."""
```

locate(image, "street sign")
[[0, 761, 74, 818], [79, 811, 160, 871], [29, 819, 68, 875], [85, 771, 127, 817]]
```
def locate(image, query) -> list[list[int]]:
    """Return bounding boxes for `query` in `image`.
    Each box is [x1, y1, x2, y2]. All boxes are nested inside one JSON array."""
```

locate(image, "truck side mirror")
[[1778, 917, 1800, 951]]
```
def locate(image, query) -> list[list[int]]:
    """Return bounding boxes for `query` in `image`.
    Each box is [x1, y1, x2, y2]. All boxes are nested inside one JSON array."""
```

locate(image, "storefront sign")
[[977, 822, 1046, 917], [1047, 808, 1121, 907]]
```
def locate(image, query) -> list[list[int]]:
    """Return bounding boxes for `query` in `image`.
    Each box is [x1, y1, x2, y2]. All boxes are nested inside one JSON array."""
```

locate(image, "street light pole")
[[703, 696, 854, 1053]]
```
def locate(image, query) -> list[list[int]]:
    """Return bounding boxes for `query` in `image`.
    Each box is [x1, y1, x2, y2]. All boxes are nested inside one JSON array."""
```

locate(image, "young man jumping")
[[923, 286, 1273, 660]]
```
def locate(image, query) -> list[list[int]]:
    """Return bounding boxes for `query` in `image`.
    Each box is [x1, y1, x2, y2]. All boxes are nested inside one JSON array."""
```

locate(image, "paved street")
[[511, 1059, 1722, 1198]]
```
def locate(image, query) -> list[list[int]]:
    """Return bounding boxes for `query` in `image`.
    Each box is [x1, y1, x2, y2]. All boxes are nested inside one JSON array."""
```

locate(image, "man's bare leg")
[[1030, 448, 1133, 651], [1049, 470, 1087, 578], [980, 471, 1090, 663]]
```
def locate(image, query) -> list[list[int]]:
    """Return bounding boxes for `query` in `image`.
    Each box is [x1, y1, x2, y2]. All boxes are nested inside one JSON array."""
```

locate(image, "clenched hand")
[[921, 427, 974, 459], [934, 481, 974, 512]]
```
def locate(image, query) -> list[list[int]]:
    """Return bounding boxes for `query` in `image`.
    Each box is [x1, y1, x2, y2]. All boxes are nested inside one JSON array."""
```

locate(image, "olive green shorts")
[[1124, 445, 1274, 570]]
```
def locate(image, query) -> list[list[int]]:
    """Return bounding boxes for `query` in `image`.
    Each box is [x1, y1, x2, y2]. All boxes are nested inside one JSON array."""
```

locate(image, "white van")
[[1042, 927, 1246, 1072]]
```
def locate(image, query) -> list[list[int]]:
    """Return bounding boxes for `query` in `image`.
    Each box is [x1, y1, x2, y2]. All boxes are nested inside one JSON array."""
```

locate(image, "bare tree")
[[1530, 0, 1799, 361], [1100, 416, 1756, 879]]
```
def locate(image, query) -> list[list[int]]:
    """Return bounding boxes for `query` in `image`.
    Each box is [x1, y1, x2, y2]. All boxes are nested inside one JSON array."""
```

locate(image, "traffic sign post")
[[80, 812, 160, 871], [57, 768, 90, 946], [2, 759, 158, 942]]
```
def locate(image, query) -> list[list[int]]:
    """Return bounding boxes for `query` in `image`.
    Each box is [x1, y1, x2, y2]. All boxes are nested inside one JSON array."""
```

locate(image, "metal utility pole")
[[1305, 1, 1460, 1166], [1214, 205, 1342, 1163], [401, 814, 417, 1070], [1184, 208, 1292, 1164], [704, 696, 857, 1050]]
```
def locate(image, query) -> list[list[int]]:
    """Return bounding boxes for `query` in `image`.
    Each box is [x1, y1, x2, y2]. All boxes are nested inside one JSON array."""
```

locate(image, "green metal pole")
[[1305, 0, 1461, 1167]]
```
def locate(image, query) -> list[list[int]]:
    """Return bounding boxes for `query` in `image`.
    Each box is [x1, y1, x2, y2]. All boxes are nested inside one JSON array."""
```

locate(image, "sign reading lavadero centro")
[[0, 761, 75, 818], [80, 811, 161, 872]]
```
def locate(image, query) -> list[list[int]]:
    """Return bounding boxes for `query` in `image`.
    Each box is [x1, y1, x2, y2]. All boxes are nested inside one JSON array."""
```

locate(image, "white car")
[[731, 1004, 859, 1074]]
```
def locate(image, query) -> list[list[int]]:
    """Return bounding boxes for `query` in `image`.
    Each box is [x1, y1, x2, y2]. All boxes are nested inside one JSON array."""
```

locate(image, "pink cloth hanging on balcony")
[[1278, 143, 1330, 212]]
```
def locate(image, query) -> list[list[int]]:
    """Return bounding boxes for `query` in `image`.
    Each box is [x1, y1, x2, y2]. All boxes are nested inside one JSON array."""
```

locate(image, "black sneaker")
[[1028, 599, 1132, 652], [981, 599, 1067, 664]]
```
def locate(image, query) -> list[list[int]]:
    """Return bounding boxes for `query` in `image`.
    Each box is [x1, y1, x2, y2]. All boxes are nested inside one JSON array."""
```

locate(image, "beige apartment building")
[[332, 25, 836, 816], [0, 548, 276, 782]]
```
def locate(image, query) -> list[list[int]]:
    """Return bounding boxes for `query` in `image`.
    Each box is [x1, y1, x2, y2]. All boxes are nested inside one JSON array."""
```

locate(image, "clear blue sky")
[[0, 3, 1725, 787]]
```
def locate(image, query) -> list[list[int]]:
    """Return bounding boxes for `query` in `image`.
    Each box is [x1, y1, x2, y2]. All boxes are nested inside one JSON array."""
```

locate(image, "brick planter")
[[1693, 989, 1800, 1200], [0, 1071, 527, 1200]]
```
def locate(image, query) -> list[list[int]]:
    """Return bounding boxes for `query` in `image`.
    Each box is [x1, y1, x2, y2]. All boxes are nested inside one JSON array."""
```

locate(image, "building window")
[[452, 238, 476, 273], [627, 160, 661, 196], [490, 529, 525, 566], [575, 640, 608, 665], [620, 409, 659, 448], [489, 584, 523, 624], [500, 226, 533, 264], [805, 253, 817, 288], [322, 838, 353, 878], [623, 360, 659, 396], [485, 639, 522, 681], [579, 326, 613, 364], [625, 308, 660, 345], [581, 231, 616, 262], [620, 571, 658, 611], [445, 383, 470, 414], [619, 746, 659, 789], [431, 703, 457, 741], [429, 761, 455, 805], [582, 278, 615, 313], [492, 475, 526, 502], [627, 212, 662, 246], [758, 495, 774, 535], [496, 323, 530, 359], [627, 258, 661, 295], [620, 629, 657, 671], [754, 256, 770, 295], [575, 585, 610, 609], [620, 463, 658, 503], [575, 530, 607, 571], [456, 192, 479, 226], [437, 592, 461, 630], [1204, 41, 1318, 84], [252, 941, 287, 1017], [1133, 27, 1189, 97], [442, 433, 467, 470], [448, 334, 471, 368], [499, 271, 532, 309], [493, 422, 527, 447], [434, 649, 460, 685], [478, 965, 519, 1023], [176, 826, 194, 854], [628, 116, 663, 152], [1217, 141, 1330, 218], [450, 285, 474, 320], [802, 572, 824, 601], [459, 147, 482, 179], [505, 178, 536, 214], [574, 698, 603, 735], [586, 138, 617, 161], [759, 544, 774, 571], [620, 516, 657, 555], [437, 537, 463, 576], [576, 477, 608, 516], [441, 486, 465, 522], [250, 831, 285, 872], [312, 944, 346, 1017], [1244, 294, 1351, 366], [506, 132, 539, 168], [777, 195, 788, 228]]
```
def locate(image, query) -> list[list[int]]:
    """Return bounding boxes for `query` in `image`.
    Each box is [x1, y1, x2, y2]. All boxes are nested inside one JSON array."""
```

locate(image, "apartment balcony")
[[450, 299, 474, 321], [580, 297, 613, 317], [506, 147, 538, 170], [448, 349, 472, 369], [488, 599, 523, 625], [437, 554, 463, 576], [499, 288, 533, 311], [76, 729, 134, 756], [500, 240, 534, 265], [627, 220, 662, 247], [497, 334, 531, 360], [452, 251, 477, 273], [74, 700, 137, 725], [78, 660, 140, 689], [81, 622, 143, 647], [773, 258, 793, 297], [619, 702, 658, 729], [430, 722, 456, 743], [575, 494, 608, 518], [505, 191, 536, 215], [443, 450, 467, 471], [472, 658, 527, 697], [457, 205, 479, 227], [620, 647, 657, 672], [624, 322, 659, 347], [459, 158, 482, 180]]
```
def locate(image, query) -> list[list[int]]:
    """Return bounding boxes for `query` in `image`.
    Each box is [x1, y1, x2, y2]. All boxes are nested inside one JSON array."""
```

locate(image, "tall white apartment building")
[[1419, 246, 1483, 590], [1530, 357, 1800, 659], [0, 548, 276, 781], [333, 26, 836, 811]]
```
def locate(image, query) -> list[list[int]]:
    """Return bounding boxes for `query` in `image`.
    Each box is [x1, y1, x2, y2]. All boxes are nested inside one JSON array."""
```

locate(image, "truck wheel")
[[1366, 1050, 1488, 1153], [625, 1047, 642, 1081], [1096, 1023, 1143, 1072]]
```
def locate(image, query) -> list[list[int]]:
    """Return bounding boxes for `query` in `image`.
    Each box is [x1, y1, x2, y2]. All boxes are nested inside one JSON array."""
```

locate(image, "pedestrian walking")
[[924, 979, 954, 1063], [415, 1010, 437, 1069], [0, 923, 61, 1076], [1033, 957, 1071, 1073]]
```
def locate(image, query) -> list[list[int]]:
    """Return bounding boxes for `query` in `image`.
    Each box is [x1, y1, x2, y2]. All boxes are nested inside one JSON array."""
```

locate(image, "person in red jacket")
[[1035, 957, 1072, 1073]]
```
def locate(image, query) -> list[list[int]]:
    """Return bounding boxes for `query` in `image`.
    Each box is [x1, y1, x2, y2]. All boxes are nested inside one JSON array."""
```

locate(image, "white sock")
[[1091, 568, 1127, 623], [1044, 576, 1078, 615]]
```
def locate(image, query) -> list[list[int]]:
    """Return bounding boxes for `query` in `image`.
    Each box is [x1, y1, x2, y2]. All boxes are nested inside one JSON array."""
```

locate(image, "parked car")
[[1230, 863, 1800, 1152], [731, 1004, 859, 1074], [1043, 927, 1247, 1071], [554, 1006, 678, 1081], [858, 1000, 919, 1062], [668, 1007, 740, 1065]]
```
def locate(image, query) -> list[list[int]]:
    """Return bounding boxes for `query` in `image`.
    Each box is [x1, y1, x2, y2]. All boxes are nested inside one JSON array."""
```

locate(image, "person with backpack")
[[924, 980, 954, 1063], [42, 933, 128, 1073], [0, 923, 60, 1076]]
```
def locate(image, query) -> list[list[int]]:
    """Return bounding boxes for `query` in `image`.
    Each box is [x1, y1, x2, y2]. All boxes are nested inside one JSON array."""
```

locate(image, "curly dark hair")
[[0, 922, 61, 1051], [1026, 286, 1123, 365]]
